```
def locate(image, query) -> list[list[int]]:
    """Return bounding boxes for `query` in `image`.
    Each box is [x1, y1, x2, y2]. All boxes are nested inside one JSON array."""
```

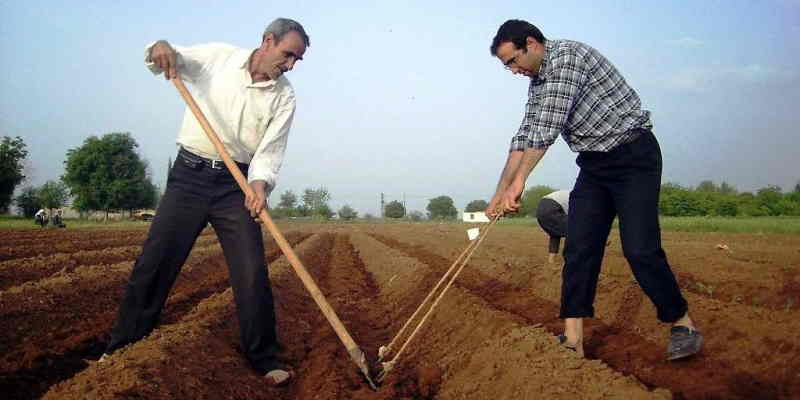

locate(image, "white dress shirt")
[[145, 42, 296, 196]]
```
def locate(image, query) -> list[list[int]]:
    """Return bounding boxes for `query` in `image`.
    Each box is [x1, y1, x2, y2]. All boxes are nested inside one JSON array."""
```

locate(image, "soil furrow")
[[42, 233, 324, 399], [366, 232, 796, 399], [0, 236, 219, 291], [0, 232, 310, 399]]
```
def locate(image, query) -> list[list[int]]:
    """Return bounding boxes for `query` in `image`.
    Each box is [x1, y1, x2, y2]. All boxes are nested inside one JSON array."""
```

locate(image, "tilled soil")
[[0, 223, 798, 399]]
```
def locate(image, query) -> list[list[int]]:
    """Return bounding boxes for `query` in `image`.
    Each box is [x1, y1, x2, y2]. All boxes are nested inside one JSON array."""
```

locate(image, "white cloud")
[[658, 64, 797, 92], [667, 37, 706, 47]]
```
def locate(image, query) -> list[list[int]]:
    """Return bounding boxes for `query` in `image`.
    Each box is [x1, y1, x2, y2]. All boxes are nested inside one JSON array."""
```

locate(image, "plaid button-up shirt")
[[510, 40, 652, 153]]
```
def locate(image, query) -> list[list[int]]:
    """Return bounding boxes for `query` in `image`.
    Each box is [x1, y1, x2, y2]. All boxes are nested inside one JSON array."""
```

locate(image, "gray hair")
[[263, 18, 310, 47]]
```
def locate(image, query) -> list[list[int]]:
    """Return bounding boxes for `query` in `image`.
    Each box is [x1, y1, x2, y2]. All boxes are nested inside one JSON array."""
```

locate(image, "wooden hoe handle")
[[171, 78, 372, 382]]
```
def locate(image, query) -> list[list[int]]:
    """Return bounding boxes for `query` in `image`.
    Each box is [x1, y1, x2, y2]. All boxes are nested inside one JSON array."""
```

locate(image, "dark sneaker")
[[265, 369, 293, 387], [667, 326, 703, 360]]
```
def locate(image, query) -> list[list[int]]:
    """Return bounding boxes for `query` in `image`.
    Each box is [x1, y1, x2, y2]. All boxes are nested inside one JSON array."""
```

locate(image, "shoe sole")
[[667, 335, 704, 361], [265, 370, 294, 387]]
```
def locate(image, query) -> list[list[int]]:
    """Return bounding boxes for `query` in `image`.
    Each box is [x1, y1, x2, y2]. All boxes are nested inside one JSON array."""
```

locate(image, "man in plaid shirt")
[[486, 19, 703, 360]]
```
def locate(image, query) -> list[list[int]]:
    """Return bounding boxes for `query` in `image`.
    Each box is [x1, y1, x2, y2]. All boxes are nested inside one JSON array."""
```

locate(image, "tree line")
[[2, 133, 158, 219], [3, 134, 798, 220], [504, 181, 800, 218]]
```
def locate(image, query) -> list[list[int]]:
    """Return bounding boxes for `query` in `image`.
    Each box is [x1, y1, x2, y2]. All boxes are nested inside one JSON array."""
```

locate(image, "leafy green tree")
[[719, 181, 737, 195], [696, 180, 718, 193], [278, 190, 298, 208], [408, 210, 424, 221], [715, 198, 739, 216], [384, 200, 405, 218], [426, 196, 457, 220], [465, 199, 488, 213], [518, 185, 556, 217], [302, 187, 331, 217], [63, 133, 156, 219], [38, 180, 69, 211], [270, 190, 299, 218], [338, 204, 358, 220], [756, 186, 783, 216], [0, 136, 29, 212], [14, 186, 41, 218], [316, 203, 334, 220], [787, 181, 800, 203]]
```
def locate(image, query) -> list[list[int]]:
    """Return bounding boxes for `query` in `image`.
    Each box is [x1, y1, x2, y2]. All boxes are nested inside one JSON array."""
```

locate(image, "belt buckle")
[[211, 159, 223, 169]]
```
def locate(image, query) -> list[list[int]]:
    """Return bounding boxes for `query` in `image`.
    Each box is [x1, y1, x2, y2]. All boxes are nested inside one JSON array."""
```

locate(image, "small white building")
[[462, 210, 490, 223]]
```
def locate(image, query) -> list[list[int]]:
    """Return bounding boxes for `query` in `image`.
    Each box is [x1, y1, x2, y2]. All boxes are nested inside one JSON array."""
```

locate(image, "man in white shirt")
[[103, 18, 308, 387], [536, 190, 569, 264]]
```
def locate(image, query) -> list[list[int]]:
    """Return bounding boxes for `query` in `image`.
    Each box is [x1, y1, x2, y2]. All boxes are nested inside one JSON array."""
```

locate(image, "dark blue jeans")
[[107, 151, 279, 373], [560, 130, 688, 323]]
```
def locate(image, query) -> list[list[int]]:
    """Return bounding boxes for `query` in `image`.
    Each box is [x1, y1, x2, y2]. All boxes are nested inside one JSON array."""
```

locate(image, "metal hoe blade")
[[349, 347, 378, 391]]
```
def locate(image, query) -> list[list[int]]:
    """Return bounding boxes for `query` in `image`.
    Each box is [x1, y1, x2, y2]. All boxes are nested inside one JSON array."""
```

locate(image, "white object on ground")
[[467, 228, 480, 241]]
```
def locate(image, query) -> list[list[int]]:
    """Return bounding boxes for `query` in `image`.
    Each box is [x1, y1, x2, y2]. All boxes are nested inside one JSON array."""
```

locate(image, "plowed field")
[[1, 223, 798, 399]]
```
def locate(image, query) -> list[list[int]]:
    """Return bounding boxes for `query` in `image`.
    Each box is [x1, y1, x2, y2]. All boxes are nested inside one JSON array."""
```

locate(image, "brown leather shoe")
[[265, 369, 294, 387]]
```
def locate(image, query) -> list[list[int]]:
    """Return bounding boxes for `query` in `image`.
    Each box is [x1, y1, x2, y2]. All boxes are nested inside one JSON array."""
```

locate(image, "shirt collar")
[[532, 39, 554, 84], [239, 49, 278, 89]]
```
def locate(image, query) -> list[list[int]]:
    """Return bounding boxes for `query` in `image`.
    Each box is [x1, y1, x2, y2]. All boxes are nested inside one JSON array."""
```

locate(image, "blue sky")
[[2, 0, 799, 215]]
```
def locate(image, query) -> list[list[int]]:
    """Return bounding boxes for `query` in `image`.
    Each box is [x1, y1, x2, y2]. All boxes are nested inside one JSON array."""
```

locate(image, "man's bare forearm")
[[495, 150, 524, 194], [511, 147, 548, 187]]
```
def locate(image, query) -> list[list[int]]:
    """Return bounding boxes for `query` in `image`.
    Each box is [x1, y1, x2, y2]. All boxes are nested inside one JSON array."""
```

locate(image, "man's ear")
[[262, 33, 276, 49], [526, 36, 536, 50]]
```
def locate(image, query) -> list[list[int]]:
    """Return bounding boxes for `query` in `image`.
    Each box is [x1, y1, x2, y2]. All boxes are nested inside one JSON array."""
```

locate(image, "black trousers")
[[536, 198, 567, 253], [106, 151, 280, 373], [560, 130, 688, 323]]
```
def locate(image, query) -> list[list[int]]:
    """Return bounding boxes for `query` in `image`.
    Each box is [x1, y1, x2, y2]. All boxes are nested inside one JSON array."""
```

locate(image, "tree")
[[384, 200, 405, 218], [719, 181, 737, 195], [338, 204, 358, 220], [14, 186, 41, 218], [518, 185, 555, 217], [408, 210, 424, 221], [426, 195, 457, 220], [465, 199, 488, 213], [756, 185, 783, 216], [62, 132, 155, 219], [302, 187, 331, 217], [0, 136, 29, 212], [278, 190, 298, 208], [695, 180, 718, 193], [316, 203, 334, 219], [38, 180, 69, 211]]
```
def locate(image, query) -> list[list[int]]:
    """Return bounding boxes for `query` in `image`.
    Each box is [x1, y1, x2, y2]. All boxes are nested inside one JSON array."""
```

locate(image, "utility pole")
[[403, 192, 406, 219], [380, 192, 385, 218]]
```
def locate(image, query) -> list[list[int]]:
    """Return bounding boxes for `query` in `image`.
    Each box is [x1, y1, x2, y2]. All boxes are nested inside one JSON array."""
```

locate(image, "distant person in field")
[[485, 20, 702, 360], [102, 18, 309, 387], [52, 209, 66, 228], [536, 190, 569, 264], [34, 208, 48, 228]]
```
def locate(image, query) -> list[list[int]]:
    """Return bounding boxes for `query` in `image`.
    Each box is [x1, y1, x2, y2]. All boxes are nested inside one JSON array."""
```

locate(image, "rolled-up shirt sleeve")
[[528, 49, 588, 149], [247, 98, 296, 197], [144, 42, 234, 83]]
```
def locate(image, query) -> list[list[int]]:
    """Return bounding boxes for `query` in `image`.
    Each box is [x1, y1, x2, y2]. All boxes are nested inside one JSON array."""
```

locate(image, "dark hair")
[[490, 19, 546, 56]]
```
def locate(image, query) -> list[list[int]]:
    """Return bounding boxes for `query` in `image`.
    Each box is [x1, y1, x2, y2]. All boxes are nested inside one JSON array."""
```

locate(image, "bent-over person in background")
[[536, 189, 569, 264]]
